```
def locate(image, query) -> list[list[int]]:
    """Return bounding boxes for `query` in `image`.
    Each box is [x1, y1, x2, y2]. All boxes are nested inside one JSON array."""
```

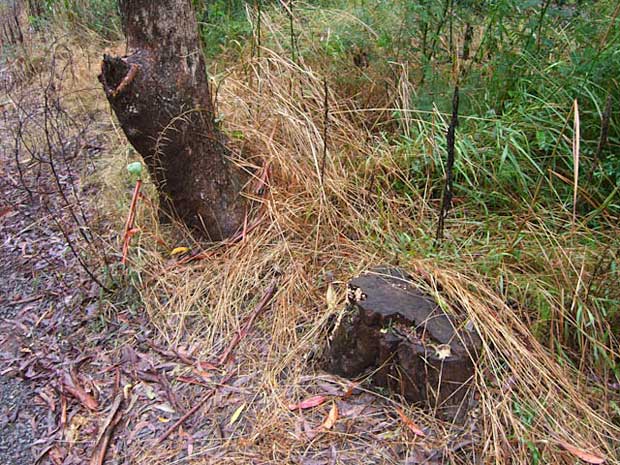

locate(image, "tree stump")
[[325, 267, 482, 423]]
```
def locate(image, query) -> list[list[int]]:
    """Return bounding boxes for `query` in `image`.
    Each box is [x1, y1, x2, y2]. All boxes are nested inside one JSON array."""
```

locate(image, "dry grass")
[[114, 47, 619, 464]]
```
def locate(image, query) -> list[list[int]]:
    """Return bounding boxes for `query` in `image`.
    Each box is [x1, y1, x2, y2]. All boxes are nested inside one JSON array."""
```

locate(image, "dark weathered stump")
[[98, 0, 248, 240], [326, 267, 481, 422]]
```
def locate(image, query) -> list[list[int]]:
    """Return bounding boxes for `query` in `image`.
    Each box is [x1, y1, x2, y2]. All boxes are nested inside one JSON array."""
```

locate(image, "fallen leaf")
[[177, 376, 208, 387], [35, 387, 56, 412], [557, 440, 606, 464], [193, 367, 216, 381], [229, 403, 246, 425], [179, 429, 194, 456], [326, 283, 337, 311], [62, 373, 98, 411], [154, 402, 176, 414], [288, 395, 327, 411], [90, 394, 123, 465], [0, 207, 13, 219], [339, 403, 366, 418], [196, 360, 219, 371], [170, 246, 190, 256], [397, 408, 425, 437], [319, 403, 339, 430], [434, 344, 452, 360]]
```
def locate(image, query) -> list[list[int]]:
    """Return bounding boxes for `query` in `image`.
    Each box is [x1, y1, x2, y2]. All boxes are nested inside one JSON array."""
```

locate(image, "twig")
[[435, 84, 460, 244], [427, 0, 451, 62], [532, 0, 553, 53], [6, 294, 43, 306], [461, 23, 473, 61], [288, 0, 297, 63], [51, 214, 111, 292], [34, 445, 55, 465], [599, 0, 620, 49], [217, 278, 279, 365], [156, 372, 233, 445], [90, 394, 124, 465]]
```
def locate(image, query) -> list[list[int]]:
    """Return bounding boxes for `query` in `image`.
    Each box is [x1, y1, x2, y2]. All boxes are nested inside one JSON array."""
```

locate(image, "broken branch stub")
[[325, 267, 482, 423]]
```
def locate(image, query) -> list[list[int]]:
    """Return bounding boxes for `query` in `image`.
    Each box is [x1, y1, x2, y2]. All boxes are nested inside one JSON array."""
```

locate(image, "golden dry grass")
[[116, 48, 619, 464]]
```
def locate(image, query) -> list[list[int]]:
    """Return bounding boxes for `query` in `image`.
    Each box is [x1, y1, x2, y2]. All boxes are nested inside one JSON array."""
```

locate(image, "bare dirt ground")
[[0, 83, 106, 463]]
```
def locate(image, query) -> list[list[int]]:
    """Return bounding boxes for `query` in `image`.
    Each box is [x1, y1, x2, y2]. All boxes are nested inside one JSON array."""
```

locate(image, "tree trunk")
[[99, 0, 247, 240]]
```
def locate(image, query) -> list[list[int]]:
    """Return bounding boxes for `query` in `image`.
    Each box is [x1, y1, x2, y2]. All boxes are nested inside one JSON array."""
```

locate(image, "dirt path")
[[0, 59, 118, 460], [0, 139, 55, 464], [0, 97, 87, 463]]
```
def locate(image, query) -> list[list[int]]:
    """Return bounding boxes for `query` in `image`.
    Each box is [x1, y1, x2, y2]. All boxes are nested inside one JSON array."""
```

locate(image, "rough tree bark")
[[99, 0, 247, 240]]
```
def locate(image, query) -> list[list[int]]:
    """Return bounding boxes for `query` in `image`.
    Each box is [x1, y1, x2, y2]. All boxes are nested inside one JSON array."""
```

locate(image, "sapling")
[[121, 162, 143, 264]]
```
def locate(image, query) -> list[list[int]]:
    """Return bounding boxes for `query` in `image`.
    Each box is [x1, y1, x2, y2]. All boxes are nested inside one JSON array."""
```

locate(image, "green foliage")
[[30, 0, 121, 37], [204, 0, 617, 208], [193, 0, 253, 58], [281, 0, 620, 215]]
